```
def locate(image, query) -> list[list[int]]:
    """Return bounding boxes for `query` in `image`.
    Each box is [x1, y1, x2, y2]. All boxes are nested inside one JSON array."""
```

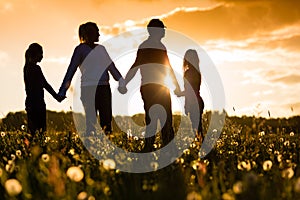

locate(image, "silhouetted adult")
[[121, 19, 181, 152], [24, 43, 62, 144], [58, 22, 125, 135], [177, 49, 204, 141]]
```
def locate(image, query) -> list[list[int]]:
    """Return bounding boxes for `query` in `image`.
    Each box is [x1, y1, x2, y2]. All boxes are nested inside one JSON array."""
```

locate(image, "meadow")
[[0, 111, 299, 200]]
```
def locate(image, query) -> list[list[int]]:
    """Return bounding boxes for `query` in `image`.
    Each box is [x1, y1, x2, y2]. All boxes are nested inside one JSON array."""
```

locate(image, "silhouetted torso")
[[24, 63, 46, 108]]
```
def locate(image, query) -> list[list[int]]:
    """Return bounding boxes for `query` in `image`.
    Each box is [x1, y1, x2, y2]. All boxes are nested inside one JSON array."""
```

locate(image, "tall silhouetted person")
[[176, 49, 204, 141], [58, 22, 125, 135], [120, 19, 181, 152], [24, 43, 62, 144]]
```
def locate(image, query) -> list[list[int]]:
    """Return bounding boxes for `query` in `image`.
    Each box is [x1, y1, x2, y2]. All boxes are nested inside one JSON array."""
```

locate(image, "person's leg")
[[95, 85, 112, 134], [159, 89, 174, 147], [81, 86, 97, 135], [141, 85, 157, 152]]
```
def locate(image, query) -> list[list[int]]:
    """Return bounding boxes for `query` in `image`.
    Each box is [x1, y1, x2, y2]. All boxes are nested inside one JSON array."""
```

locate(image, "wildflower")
[[290, 132, 295, 137], [284, 140, 290, 147], [88, 196, 96, 200], [16, 150, 22, 157], [186, 191, 202, 200], [69, 148, 75, 155], [238, 161, 251, 171], [183, 149, 190, 155], [233, 181, 243, 194], [1, 131, 5, 137], [258, 131, 265, 137], [294, 177, 300, 193], [11, 154, 16, 161], [41, 154, 50, 163], [281, 168, 294, 179], [77, 191, 88, 200], [262, 160, 272, 171], [277, 154, 282, 162], [5, 160, 15, 173], [150, 162, 159, 171], [66, 166, 84, 182], [102, 159, 116, 170], [21, 125, 26, 131], [4, 179, 22, 196], [222, 192, 234, 200]]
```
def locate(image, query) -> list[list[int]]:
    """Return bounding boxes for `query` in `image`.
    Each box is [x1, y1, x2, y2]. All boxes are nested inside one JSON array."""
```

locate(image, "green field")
[[0, 111, 299, 200]]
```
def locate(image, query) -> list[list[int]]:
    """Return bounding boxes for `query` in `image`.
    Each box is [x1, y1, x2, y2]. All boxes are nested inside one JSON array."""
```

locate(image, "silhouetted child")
[[23, 43, 62, 145], [176, 49, 204, 141]]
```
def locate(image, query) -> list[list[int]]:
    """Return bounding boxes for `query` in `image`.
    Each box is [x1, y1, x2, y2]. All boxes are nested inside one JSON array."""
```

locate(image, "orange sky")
[[0, 0, 300, 118]]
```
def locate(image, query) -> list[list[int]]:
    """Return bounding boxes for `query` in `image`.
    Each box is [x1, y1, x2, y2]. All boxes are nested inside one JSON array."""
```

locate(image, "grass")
[[0, 114, 299, 200]]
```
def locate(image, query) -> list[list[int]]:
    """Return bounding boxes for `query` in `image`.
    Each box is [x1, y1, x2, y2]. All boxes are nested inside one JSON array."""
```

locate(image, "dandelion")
[[11, 154, 16, 161], [66, 166, 84, 182], [88, 196, 96, 200], [277, 154, 283, 162], [150, 162, 159, 171], [5, 160, 15, 173], [258, 131, 265, 137], [77, 191, 88, 200], [69, 148, 75, 155], [290, 132, 295, 137], [294, 177, 300, 193], [183, 149, 190, 155], [263, 160, 272, 171], [104, 186, 110, 195], [16, 150, 22, 157], [41, 154, 50, 163], [284, 140, 290, 147], [233, 181, 243, 194], [281, 168, 294, 179], [1, 131, 5, 137], [21, 125, 26, 131], [222, 192, 234, 200], [4, 178, 22, 196], [102, 159, 116, 170], [238, 161, 251, 171], [186, 191, 202, 200]]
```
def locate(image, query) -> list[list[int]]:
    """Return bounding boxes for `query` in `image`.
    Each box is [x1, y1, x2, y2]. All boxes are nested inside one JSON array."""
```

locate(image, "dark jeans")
[[26, 104, 46, 142], [141, 84, 175, 152], [187, 96, 204, 137], [81, 85, 112, 135]]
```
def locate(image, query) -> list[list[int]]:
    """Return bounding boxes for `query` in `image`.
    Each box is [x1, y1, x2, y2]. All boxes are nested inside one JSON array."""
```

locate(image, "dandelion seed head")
[[66, 166, 84, 182], [41, 154, 50, 163], [1, 131, 5, 137], [88, 196, 96, 200], [233, 181, 243, 194], [77, 191, 88, 200], [69, 148, 75, 155], [263, 160, 272, 171], [284, 140, 290, 147], [4, 179, 22, 196], [21, 125, 26, 131], [290, 132, 295, 136], [16, 150, 22, 157], [187, 191, 202, 200], [102, 159, 116, 170], [150, 162, 159, 171], [277, 154, 282, 163], [281, 168, 294, 179], [258, 131, 265, 137]]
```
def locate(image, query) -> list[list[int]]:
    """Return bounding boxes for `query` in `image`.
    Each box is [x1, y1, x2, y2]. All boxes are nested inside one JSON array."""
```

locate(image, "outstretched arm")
[[58, 46, 82, 97], [41, 70, 64, 102]]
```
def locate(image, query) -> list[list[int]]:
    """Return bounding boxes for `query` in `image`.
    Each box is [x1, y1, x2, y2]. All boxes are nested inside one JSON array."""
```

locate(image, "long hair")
[[25, 43, 42, 64], [79, 22, 98, 43]]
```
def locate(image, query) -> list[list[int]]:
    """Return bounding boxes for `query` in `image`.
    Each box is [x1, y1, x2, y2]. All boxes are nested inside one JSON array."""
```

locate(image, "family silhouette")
[[23, 19, 204, 152]]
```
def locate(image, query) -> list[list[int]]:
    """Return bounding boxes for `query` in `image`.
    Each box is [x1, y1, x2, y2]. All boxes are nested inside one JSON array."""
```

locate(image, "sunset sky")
[[0, 0, 299, 118]]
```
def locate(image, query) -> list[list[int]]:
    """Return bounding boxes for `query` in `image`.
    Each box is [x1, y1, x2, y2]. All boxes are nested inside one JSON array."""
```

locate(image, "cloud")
[[270, 74, 300, 85]]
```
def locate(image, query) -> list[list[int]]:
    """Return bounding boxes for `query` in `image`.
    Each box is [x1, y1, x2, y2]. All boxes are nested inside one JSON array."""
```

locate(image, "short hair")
[[79, 22, 98, 43]]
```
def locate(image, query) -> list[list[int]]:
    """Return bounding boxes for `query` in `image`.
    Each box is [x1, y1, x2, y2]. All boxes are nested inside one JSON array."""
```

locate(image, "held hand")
[[56, 94, 66, 103], [118, 86, 127, 94], [174, 88, 183, 97]]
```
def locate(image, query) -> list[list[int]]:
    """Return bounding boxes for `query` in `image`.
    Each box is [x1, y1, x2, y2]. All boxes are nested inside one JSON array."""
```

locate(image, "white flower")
[[233, 181, 243, 194], [263, 160, 272, 171], [1, 132, 6, 137], [67, 166, 84, 182], [281, 168, 294, 179], [77, 191, 88, 200], [290, 132, 295, 136], [4, 179, 22, 196], [41, 154, 50, 163], [102, 159, 116, 170], [16, 150, 22, 157]]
